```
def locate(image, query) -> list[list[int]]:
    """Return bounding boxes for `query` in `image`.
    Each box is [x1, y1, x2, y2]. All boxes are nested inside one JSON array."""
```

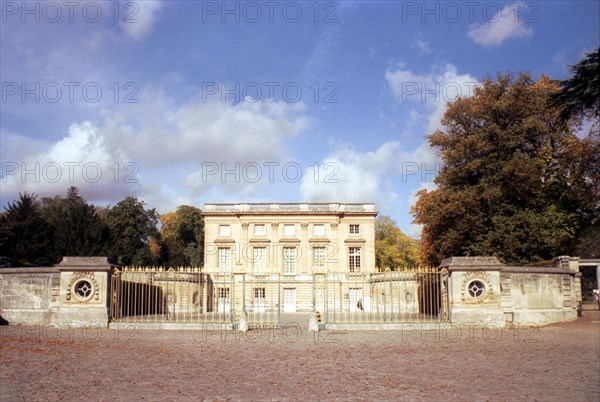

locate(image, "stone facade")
[[203, 203, 378, 275], [202, 203, 378, 314]]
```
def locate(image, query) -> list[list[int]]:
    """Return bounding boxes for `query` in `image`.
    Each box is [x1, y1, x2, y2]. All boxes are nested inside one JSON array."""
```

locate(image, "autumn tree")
[[0, 193, 53, 266], [155, 205, 204, 267], [553, 48, 600, 258], [375, 216, 421, 270], [412, 72, 598, 265]]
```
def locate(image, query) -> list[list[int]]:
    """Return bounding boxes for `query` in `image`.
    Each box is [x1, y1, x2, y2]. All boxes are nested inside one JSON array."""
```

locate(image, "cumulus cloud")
[[299, 141, 402, 205], [1, 122, 139, 205], [386, 63, 479, 134], [406, 181, 438, 238], [1, 96, 310, 212], [121, 1, 162, 40], [467, 2, 533, 47]]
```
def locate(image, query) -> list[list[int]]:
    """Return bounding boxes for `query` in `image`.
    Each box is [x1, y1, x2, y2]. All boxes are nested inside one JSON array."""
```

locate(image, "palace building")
[[203, 203, 378, 276], [202, 203, 378, 314]]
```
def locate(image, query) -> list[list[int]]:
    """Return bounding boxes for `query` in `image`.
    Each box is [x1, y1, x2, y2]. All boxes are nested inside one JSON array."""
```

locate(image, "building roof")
[[203, 203, 378, 217]]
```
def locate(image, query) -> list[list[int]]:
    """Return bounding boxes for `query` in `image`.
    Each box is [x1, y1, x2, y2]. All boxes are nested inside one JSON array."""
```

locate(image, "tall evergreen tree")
[[553, 48, 600, 258], [0, 193, 53, 266], [553, 48, 599, 122], [41, 187, 108, 262]]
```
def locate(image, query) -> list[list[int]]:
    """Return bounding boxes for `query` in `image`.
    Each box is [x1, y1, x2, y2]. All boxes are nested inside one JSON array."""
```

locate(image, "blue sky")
[[1, 0, 598, 237]]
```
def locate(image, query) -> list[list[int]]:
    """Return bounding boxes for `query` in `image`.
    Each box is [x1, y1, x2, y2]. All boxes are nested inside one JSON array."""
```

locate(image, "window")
[[313, 224, 325, 237], [218, 248, 231, 271], [216, 287, 230, 313], [283, 247, 297, 275], [254, 287, 266, 312], [349, 224, 360, 235], [313, 247, 326, 270], [254, 224, 266, 236], [349, 247, 361, 272], [253, 247, 266, 273], [217, 288, 230, 299], [219, 225, 231, 237], [284, 224, 296, 237]]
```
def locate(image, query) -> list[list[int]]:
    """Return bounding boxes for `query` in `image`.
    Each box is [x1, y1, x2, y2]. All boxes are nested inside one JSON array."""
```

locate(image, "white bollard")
[[308, 312, 319, 332], [238, 311, 248, 332]]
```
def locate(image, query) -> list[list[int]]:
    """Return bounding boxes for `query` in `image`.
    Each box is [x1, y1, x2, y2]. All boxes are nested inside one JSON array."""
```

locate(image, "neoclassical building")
[[202, 203, 378, 313], [203, 203, 377, 275]]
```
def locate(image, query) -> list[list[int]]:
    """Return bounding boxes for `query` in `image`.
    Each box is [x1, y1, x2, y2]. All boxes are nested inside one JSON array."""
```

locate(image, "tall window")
[[219, 225, 231, 237], [218, 248, 231, 271], [283, 224, 296, 237], [313, 247, 326, 270], [349, 247, 361, 272], [313, 224, 325, 237], [283, 247, 297, 275], [254, 224, 266, 236], [253, 247, 266, 273], [349, 224, 360, 235]]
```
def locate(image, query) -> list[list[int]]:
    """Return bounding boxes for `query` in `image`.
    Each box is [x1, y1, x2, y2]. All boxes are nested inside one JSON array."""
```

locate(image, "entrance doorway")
[[283, 288, 296, 312]]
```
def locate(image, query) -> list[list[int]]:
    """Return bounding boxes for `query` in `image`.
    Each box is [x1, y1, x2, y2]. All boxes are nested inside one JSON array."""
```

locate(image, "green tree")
[[103, 196, 160, 266], [0, 193, 53, 266], [41, 187, 108, 263], [412, 73, 597, 266], [375, 216, 420, 270]]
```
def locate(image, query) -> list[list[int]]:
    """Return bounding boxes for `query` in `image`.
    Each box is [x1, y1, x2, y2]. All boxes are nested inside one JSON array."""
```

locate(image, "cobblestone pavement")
[[1, 307, 599, 401]]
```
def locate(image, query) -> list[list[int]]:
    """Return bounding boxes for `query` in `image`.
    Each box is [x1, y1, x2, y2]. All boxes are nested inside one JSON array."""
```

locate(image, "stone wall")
[[0, 257, 118, 327], [0, 255, 585, 329], [0, 267, 59, 324], [442, 256, 579, 327]]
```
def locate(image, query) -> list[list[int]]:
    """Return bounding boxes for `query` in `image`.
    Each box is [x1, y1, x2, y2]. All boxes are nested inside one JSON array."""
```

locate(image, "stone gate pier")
[[0, 257, 119, 327], [442, 256, 581, 326]]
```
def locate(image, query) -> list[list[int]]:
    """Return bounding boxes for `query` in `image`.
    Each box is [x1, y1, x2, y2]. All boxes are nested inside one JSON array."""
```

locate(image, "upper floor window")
[[253, 247, 266, 273], [349, 247, 361, 272], [219, 225, 231, 237], [349, 224, 360, 235], [283, 224, 296, 237], [283, 247, 297, 275], [218, 248, 231, 271], [313, 247, 326, 270], [313, 224, 325, 237], [254, 224, 266, 236]]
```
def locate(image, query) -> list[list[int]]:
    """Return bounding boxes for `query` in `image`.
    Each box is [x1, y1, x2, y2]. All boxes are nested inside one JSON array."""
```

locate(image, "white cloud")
[[386, 63, 479, 133], [121, 1, 162, 40], [406, 181, 438, 238], [414, 39, 431, 55], [300, 141, 401, 204], [467, 2, 533, 47], [1, 122, 139, 205], [99, 94, 308, 167], [299, 139, 442, 235], [1, 96, 310, 212]]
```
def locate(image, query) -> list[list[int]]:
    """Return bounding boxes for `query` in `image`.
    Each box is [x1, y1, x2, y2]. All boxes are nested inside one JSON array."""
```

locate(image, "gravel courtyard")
[[1, 308, 599, 401]]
